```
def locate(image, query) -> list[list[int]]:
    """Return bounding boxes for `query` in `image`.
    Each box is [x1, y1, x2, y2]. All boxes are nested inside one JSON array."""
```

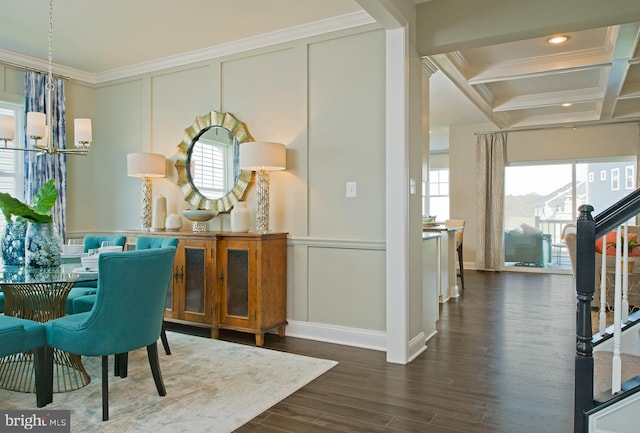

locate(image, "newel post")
[[574, 204, 596, 433]]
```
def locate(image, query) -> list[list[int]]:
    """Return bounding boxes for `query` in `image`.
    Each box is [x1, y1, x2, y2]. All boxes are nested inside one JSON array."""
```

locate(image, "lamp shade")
[[0, 114, 15, 141], [74, 118, 92, 147], [26, 112, 46, 139], [127, 152, 166, 178], [239, 141, 286, 171]]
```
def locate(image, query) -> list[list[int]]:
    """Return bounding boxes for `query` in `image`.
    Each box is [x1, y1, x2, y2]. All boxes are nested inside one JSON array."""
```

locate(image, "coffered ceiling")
[[428, 23, 640, 131]]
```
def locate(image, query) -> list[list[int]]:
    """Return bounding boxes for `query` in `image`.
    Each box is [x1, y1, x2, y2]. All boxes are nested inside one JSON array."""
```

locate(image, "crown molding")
[[0, 49, 94, 83], [94, 11, 376, 84]]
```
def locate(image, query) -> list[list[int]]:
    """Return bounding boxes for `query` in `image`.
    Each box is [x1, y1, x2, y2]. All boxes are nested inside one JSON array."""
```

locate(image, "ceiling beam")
[[429, 52, 510, 128], [600, 22, 640, 119]]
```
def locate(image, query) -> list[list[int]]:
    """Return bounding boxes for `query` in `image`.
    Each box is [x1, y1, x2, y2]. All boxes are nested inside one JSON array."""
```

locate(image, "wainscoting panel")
[[307, 242, 386, 332]]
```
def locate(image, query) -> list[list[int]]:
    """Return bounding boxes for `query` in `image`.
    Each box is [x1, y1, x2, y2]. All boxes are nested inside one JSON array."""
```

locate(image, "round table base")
[[0, 349, 90, 393]]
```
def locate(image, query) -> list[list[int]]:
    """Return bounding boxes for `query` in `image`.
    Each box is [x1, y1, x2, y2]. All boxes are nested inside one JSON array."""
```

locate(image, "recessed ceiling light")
[[561, 103, 573, 107], [547, 35, 569, 45]]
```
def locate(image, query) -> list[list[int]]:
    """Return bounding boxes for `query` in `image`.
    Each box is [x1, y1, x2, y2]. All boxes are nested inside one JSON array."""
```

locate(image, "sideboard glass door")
[[226, 249, 249, 318]]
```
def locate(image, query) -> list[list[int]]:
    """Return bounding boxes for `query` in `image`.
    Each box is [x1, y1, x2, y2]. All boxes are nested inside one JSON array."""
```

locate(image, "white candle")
[[74, 118, 92, 147], [0, 114, 15, 141], [26, 112, 46, 138]]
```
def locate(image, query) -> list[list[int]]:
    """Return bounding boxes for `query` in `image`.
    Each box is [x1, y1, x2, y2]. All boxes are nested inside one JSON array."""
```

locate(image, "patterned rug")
[[594, 351, 640, 395], [0, 331, 337, 433]]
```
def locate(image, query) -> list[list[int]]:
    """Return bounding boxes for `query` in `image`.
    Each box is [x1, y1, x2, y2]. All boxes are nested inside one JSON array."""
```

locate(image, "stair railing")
[[574, 188, 640, 433]]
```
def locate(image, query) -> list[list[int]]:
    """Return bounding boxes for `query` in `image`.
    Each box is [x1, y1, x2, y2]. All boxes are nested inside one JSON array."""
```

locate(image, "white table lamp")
[[239, 142, 286, 233], [127, 152, 166, 230]]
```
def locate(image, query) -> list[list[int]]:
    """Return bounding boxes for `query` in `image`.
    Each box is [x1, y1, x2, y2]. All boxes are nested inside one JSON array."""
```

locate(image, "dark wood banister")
[[594, 188, 640, 237], [574, 189, 640, 433]]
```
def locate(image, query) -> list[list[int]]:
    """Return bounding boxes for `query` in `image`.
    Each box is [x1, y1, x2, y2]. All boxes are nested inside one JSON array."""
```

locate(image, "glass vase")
[[1, 221, 27, 266], [25, 222, 62, 268]]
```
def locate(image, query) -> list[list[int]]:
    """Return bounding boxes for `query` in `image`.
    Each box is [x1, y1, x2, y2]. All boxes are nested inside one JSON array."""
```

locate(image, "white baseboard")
[[284, 321, 440, 360], [408, 332, 427, 362], [285, 320, 387, 352]]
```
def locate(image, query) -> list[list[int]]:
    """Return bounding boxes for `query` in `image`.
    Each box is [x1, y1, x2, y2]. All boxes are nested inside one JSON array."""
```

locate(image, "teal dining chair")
[[0, 315, 50, 407], [64, 235, 126, 314], [73, 236, 179, 357], [43, 247, 177, 421], [134, 237, 179, 356]]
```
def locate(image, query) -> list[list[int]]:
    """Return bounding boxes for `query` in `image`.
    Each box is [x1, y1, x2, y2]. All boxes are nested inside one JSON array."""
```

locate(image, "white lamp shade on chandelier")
[[239, 141, 286, 233], [0, 115, 15, 142], [26, 112, 47, 139], [127, 152, 166, 230], [74, 118, 92, 147]]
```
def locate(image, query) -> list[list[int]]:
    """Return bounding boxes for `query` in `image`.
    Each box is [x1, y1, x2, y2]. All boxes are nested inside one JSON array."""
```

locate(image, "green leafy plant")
[[607, 234, 640, 254], [0, 179, 58, 223]]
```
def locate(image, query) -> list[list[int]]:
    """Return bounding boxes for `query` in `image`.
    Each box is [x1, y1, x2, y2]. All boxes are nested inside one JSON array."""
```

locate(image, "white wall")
[[65, 25, 390, 344]]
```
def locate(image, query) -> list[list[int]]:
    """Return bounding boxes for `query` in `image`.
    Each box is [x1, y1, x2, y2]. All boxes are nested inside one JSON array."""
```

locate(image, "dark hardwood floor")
[[171, 270, 577, 433]]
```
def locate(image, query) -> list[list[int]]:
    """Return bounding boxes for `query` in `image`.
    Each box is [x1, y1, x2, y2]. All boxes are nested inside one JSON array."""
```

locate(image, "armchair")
[[504, 229, 551, 267], [43, 247, 177, 420], [64, 235, 127, 314], [0, 315, 50, 407], [72, 237, 179, 357]]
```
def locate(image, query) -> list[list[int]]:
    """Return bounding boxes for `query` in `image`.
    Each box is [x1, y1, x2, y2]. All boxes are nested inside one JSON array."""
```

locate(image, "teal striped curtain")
[[23, 71, 67, 242]]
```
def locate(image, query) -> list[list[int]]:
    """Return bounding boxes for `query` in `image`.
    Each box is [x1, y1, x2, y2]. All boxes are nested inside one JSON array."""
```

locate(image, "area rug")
[[0, 331, 338, 433], [594, 351, 640, 395]]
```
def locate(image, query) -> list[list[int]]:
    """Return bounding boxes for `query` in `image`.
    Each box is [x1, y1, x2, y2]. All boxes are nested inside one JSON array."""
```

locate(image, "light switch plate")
[[346, 181, 357, 198]]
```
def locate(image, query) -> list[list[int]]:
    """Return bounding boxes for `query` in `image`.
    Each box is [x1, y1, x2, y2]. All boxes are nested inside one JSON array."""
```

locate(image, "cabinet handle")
[[173, 266, 179, 282], [219, 271, 224, 281], [179, 265, 184, 283]]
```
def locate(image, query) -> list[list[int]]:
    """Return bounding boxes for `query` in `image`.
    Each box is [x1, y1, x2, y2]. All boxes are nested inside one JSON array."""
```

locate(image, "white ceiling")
[[1, 1, 638, 153], [0, 0, 366, 80]]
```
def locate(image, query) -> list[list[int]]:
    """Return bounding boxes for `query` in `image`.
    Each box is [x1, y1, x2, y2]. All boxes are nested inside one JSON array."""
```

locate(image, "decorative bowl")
[[98, 246, 123, 253], [62, 244, 84, 255], [182, 210, 217, 222], [80, 255, 99, 270]]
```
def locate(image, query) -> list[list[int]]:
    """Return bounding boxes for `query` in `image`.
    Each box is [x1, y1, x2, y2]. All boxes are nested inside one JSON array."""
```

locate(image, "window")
[[504, 157, 635, 270], [189, 139, 231, 199], [427, 168, 449, 220], [611, 168, 620, 191], [625, 165, 634, 190], [0, 103, 24, 233]]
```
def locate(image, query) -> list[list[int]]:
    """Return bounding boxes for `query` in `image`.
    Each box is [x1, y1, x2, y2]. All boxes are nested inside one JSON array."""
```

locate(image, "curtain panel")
[[475, 133, 507, 271], [23, 71, 67, 242]]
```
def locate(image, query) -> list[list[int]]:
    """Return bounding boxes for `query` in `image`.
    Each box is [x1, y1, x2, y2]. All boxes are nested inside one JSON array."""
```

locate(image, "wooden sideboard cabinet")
[[216, 232, 288, 346], [120, 230, 287, 346]]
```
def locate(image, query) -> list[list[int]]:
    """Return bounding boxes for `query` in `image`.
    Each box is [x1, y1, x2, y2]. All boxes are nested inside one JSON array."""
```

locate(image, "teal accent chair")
[[0, 315, 51, 407], [134, 237, 179, 356], [0, 291, 4, 312], [64, 235, 127, 314], [73, 237, 179, 356], [43, 247, 177, 421]]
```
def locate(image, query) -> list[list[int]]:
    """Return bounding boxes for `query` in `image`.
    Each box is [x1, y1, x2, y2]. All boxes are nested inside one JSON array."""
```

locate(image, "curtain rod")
[[0, 59, 69, 81], [474, 120, 640, 135]]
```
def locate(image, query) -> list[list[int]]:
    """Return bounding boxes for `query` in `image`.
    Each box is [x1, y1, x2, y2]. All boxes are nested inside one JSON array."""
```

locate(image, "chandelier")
[[0, 0, 92, 155]]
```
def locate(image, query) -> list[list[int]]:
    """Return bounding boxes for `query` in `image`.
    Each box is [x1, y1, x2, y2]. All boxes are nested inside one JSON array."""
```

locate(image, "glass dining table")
[[0, 262, 98, 394]]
